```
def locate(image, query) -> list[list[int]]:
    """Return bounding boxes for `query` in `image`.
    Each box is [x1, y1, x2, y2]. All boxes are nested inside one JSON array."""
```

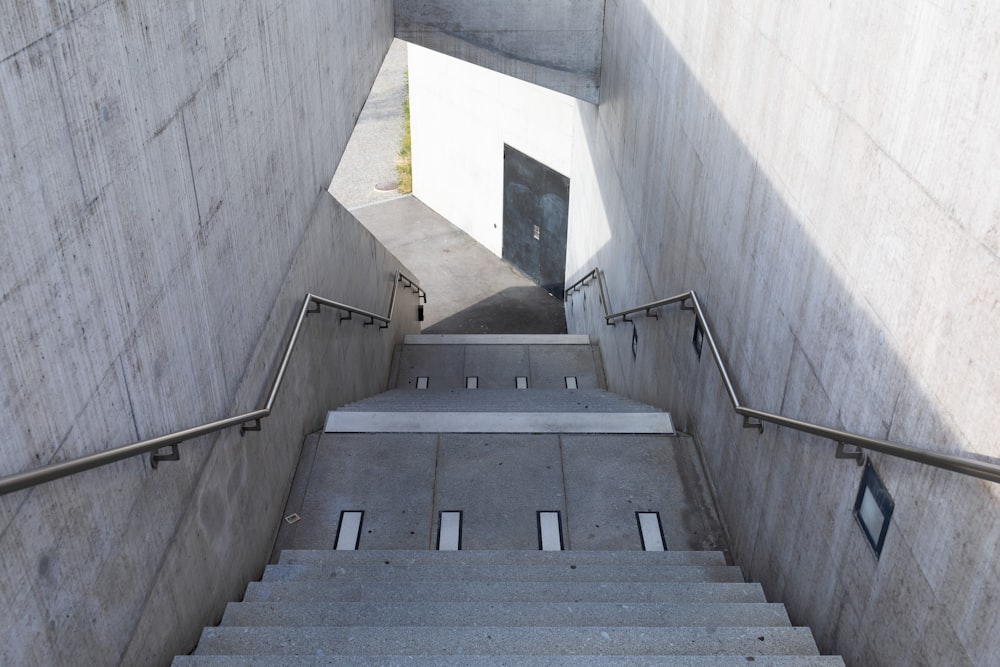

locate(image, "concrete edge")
[[324, 411, 675, 434], [404, 334, 591, 345]]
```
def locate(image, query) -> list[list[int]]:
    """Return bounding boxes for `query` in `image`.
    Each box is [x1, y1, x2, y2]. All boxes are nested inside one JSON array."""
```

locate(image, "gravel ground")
[[329, 39, 408, 209]]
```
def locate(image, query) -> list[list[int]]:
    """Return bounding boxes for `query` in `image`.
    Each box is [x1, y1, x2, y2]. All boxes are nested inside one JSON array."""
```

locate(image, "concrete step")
[[190, 625, 823, 657], [390, 336, 605, 390], [337, 388, 663, 412], [243, 579, 769, 604], [324, 410, 674, 434], [277, 549, 728, 567], [219, 600, 792, 628], [404, 334, 592, 345], [328, 389, 674, 433], [176, 656, 846, 666], [260, 562, 745, 584]]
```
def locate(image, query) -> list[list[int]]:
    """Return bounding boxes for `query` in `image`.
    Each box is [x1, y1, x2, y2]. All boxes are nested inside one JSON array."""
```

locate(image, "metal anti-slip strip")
[[438, 511, 462, 551], [335, 511, 364, 550], [538, 511, 563, 551]]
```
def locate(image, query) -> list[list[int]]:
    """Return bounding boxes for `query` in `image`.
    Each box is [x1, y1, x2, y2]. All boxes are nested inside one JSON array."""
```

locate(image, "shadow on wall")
[[425, 286, 566, 335], [565, 2, 999, 665]]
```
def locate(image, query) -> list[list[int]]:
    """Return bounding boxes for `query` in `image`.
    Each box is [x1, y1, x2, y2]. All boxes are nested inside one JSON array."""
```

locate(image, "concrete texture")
[[277, 548, 727, 566], [332, 389, 666, 413], [329, 39, 409, 209], [351, 195, 566, 333], [559, 2, 1000, 665], [325, 411, 674, 434], [0, 3, 421, 664], [262, 561, 744, 585], [408, 43, 578, 257], [219, 600, 791, 628], [175, 657, 844, 667], [390, 336, 601, 389], [245, 579, 767, 604], [405, 334, 590, 345], [274, 425, 716, 554], [395, 0, 605, 103], [274, 433, 438, 551], [191, 625, 822, 657], [562, 435, 723, 551]]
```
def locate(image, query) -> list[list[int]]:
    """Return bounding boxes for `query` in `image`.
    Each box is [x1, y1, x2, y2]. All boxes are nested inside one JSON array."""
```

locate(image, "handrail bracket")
[[150, 444, 180, 469], [742, 415, 764, 433], [240, 418, 262, 436], [836, 441, 867, 466], [399, 275, 427, 303], [306, 301, 322, 316]]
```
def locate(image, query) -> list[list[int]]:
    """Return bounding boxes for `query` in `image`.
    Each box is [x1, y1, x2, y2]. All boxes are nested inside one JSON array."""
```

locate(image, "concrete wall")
[[409, 44, 577, 257], [0, 2, 421, 664], [396, 0, 605, 103], [565, 1, 1000, 665]]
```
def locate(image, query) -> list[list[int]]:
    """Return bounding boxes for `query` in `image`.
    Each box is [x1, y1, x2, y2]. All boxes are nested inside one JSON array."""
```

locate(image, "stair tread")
[[404, 334, 592, 345], [220, 600, 792, 628], [261, 563, 745, 584], [244, 580, 769, 604], [278, 549, 727, 566], [338, 388, 662, 413], [192, 625, 823, 656], [324, 411, 674, 434], [175, 655, 846, 666]]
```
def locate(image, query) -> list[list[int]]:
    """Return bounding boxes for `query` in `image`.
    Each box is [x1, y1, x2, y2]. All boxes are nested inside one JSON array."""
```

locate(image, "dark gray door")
[[502, 144, 570, 298]]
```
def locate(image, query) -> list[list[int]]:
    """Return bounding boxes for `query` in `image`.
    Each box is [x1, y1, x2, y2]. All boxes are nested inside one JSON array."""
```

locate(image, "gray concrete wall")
[[0, 2, 420, 664], [395, 0, 605, 103], [565, 1, 1000, 665]]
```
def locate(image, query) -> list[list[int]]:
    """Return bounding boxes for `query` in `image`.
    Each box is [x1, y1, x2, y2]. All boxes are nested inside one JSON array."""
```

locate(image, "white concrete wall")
[[565, 1, 1000, 664], [0, 2, 420, 664], [409, 44, 577, 257]]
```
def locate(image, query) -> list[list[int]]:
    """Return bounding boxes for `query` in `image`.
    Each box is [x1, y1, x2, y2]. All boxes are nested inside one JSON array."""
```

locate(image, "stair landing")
[[279, 335, 713, 554], [274, 429, 722, 554]]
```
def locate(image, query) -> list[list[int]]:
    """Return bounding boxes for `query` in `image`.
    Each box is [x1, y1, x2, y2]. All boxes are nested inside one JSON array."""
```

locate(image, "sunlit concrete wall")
[[0, 2, 421, 664], [396, 0, 605, 103], [565, 1, 1000, 664], [409, 44, 577, 257]]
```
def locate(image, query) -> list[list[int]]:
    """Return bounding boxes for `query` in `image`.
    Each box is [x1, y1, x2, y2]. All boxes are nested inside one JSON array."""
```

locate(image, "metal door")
[[502, 144, 570, 298]]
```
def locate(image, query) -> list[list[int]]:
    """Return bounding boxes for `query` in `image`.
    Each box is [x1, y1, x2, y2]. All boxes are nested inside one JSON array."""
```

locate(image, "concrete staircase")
[[173, 549, 843, 665], [173, 335, 843, 664], [325, 333, 671, 434]]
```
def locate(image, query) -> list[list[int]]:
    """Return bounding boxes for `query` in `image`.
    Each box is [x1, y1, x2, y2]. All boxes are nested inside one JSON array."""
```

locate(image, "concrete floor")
[[352, 195, 567, 334], [328, 39, 409, 209], [271, 335, 726, 559], [273, 431, 725, 556]]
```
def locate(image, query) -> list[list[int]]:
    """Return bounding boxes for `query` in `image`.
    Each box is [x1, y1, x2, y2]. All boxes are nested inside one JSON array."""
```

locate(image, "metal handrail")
[[565, 268, 1000, 484], [0, 271, 426, 496]]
